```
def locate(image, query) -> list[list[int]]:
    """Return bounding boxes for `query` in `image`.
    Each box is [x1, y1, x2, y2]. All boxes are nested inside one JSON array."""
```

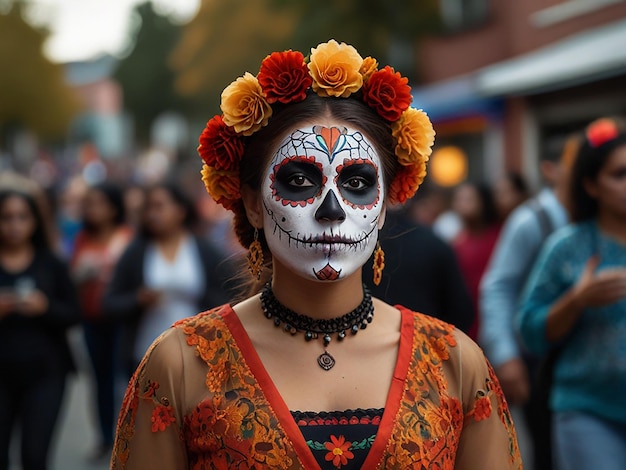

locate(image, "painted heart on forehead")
[[261, 124, 386, 282]]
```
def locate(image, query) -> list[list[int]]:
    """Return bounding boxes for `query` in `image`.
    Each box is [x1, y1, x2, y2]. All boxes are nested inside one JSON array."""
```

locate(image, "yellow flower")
[[360, 56, 379, 82], [201, 164, 240, 210], [220, 72, 273, 136], [391, 108, 435, 166], [308, 39, 363, 98]]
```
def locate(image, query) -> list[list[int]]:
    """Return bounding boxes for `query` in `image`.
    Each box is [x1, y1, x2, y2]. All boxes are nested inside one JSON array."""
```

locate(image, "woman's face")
[[585, 144, 626, 219], [452, 183, 482, 222], [0, 195, 36, 248], [143, 188, 186, 237], [494, 177, 524, 219], [259, 121, 385, 282], [82, 189, 116, 228]]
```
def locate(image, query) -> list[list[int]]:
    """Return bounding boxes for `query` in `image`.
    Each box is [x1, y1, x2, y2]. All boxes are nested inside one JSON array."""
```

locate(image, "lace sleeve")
[[111, 328, 188, 469], [453, 331, 523, 469]]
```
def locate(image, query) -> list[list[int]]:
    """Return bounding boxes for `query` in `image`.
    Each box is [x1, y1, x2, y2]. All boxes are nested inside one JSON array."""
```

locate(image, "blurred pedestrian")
[[480, 134, 575, 470], [70, 181, 132, 462], [493, 171, 529, 223], [102, 181, 233, 376], [363, 205, 474, 334], [0, 188, 80, 470], [451, 181, 500, 339], [518, 117, 626, 470]]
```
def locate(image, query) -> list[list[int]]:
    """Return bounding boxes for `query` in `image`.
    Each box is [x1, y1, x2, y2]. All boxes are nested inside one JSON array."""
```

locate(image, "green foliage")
[[171, 0, 441, 119], [114, 2, 189, 145], [0, 3, 79, 142]]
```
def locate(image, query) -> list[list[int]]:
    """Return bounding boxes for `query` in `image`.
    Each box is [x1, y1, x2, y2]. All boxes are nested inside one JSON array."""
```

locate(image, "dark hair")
[[232, 91, 399, 293], [141, 180, 199, 238], [504, 172, 528, 198], [0, 189, 50, 251], [569, 122, 626, 222], [83, 181, 126, 232]]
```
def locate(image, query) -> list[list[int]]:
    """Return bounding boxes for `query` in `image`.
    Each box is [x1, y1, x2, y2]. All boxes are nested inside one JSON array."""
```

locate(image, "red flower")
[[258, 50, 312, 104], [198, 115, 245, 171], [586, 118, 619, 148], [388, 162, 426, 205], [324, 435, 354, 468], [472, 395, 492, 422], [362, 66, 412, 122], [151, 404, 176, 432]]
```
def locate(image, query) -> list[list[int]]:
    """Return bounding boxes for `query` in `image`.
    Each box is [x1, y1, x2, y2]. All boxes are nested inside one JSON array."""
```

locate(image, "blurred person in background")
[[70, 181, 133, 462], [363, 203, 474, 334], [0, 189, 80, 470], [451, 181, 500, 339], [493, 171, 529, 223], [102, 181, 233, 377], [518, 117, 626, 470], [480, 135, 576, 470]]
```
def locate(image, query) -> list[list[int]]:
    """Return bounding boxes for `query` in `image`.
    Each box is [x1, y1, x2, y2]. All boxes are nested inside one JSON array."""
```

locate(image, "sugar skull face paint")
[[261, 124, 385, 282]]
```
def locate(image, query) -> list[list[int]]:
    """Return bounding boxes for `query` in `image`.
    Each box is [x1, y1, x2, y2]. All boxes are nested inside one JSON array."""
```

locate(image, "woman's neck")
[[596, 211, 626, 245], [153, 229, 186, 261], [88, 223, 118, 243], [0, 243, 35, 272], [270, 264, 365, 320]]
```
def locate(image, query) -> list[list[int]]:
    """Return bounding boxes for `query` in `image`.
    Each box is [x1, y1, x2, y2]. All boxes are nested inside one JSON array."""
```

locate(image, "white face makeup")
[[261, 123, 385, 282]]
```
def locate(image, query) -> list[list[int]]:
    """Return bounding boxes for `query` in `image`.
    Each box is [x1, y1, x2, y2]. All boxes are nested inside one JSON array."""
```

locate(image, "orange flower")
[[586, 118, 619, 148], [324, 435, 354, 468], [309, 40, 363, 98], [472, 394, 492, 422], [359, 56, 378, 81], [151, 404, 176, 432], [362, 66, 412, 122], [201, 164, 240, 210], [388, 161, 427, 205], [258, 50, 312, 104], [221, 72, 272, 136], [391, 107, 435, 166], [198, 115, 245, 171]]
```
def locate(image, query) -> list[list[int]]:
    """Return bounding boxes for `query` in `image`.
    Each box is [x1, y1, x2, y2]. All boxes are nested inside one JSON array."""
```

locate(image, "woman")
[[451, 181, 500, 339], [102, 181, 233, 375], [111, 41, 521, 469], [70, 181, 132, 461], [518, 117, 626, 470], [0, 188, 80, 470], [493, 172, 529, 223]]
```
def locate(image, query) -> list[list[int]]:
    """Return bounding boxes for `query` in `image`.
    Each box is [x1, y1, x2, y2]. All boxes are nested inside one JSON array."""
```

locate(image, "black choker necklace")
[[260, 283, 374, 370]]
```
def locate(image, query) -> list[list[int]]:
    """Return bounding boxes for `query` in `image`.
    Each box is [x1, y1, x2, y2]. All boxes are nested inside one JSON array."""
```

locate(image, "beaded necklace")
[[260, 283, 374, 370]]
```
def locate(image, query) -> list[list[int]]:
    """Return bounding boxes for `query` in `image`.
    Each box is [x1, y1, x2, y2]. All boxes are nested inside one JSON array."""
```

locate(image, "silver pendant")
[[317, 351, 335, 370]]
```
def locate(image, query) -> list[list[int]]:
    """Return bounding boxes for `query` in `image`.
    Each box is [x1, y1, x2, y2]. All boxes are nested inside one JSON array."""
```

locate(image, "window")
[[440, 0, 490, 31]]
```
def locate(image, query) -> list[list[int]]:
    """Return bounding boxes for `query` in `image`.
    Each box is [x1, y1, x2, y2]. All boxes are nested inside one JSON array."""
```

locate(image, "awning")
[[476, 18, 626, 97], [411, 75, 503, 122]]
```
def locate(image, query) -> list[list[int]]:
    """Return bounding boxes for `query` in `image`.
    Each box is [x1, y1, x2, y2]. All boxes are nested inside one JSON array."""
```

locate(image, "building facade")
[[414, 0, 626, 188]]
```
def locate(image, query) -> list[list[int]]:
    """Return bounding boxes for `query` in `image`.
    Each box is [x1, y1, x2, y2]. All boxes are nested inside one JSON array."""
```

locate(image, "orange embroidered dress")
[[111, 305, 522, 469]]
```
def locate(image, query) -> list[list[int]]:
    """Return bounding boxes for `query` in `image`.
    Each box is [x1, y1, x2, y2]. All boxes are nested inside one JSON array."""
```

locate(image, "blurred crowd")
[[2, 114, 626, 470]]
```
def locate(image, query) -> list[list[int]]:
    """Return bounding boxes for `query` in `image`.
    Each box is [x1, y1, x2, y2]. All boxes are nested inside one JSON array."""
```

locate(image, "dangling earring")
[[247, 228, 264, 280], [372, 241, 385, 286]]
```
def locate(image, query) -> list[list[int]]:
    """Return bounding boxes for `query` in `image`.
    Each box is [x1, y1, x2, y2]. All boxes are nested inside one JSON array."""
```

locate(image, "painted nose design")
[[315, 190, 346, 222]]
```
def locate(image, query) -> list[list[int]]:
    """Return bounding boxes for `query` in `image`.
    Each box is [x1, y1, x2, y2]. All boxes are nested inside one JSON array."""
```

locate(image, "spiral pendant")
[[317, 351, 336, 371]]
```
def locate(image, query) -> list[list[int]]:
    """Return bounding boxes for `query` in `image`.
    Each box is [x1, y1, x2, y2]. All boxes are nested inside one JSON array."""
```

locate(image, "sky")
[[23, 0, 200, 63]]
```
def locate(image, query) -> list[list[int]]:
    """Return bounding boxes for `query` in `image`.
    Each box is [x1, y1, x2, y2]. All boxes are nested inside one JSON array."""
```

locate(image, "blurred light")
[[430, 145, 468, 187]]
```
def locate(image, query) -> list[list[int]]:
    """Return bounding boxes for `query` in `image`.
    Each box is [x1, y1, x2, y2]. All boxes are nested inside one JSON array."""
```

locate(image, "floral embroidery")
[[469, 393, 492, 422], [151, 404, 176, 432], [112, 306, 522, 469], [324, 435, 354, 468]]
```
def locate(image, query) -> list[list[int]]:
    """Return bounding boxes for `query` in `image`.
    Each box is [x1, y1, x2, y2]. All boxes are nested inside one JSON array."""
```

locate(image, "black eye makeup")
[[271, 156, 326, 206], [336, 159, 380, 208]]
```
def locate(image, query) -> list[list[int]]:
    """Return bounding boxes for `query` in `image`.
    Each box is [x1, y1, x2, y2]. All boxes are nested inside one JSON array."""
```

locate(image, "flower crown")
[[198, 39, 435, 211]]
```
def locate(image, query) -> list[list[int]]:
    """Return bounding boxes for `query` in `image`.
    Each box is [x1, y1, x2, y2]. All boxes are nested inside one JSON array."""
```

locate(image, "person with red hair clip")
[[518, 117, 626, 470]]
